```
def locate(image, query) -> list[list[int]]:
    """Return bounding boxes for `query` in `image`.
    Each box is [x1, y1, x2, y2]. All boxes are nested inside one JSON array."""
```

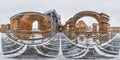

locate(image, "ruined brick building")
[[75, 20, 88, 33], [0, 10, 61, 39]]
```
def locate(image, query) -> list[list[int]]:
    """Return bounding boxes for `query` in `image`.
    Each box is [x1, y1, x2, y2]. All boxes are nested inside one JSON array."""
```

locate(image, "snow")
[[73, 48, 89, 58], [94, 46, 118, 57], [4, 45, 27, 57], [0, 32, 120, 59], [57, 33, 65, 58], [65, 49, 86, 57], [29, 34, 43, 39], [101, 33, 120, 46], [34, 46, 57, 58], [3, 46, 23, 54], [99, 46, 118, 54]]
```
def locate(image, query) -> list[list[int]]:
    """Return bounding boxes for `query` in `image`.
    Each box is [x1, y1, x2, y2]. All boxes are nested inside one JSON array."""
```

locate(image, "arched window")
[[32, 21, 38, 30], [67, 24, 69, 30]]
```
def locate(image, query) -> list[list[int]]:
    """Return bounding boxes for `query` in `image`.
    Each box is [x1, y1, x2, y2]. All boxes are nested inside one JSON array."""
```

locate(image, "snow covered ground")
[[0, 32, 120, 60]]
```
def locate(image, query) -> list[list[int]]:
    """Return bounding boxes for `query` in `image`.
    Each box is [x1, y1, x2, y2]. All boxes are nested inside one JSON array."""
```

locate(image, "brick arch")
[[29, 14, 50, 30], [10, 12, 50, 31], [10, 12, 51, 39], [65, 11, 110, 33], [72, 11, 102, 23]]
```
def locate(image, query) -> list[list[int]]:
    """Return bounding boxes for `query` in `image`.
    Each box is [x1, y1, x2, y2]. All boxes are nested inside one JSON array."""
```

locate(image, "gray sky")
[[0, 0, 120, 26]]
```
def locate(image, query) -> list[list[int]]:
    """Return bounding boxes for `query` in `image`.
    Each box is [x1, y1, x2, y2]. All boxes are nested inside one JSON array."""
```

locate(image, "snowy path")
[[4, 45, 27, 57], [98, 46, 118, 54], [101, 33, 120, 46], [0, 32, 120, 59], [94, 46, 118, 57]]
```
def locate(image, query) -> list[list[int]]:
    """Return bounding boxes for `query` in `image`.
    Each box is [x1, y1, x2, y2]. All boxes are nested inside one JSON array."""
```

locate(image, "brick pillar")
[[99, 22, 109, 34]]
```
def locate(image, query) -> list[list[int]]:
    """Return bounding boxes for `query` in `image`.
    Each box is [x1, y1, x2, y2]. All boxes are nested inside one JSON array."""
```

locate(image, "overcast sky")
[[0, 0, 120, 26]]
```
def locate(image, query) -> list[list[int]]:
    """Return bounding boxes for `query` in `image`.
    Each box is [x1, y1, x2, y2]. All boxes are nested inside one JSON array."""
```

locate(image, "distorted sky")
[[0, 0, 120, 26]]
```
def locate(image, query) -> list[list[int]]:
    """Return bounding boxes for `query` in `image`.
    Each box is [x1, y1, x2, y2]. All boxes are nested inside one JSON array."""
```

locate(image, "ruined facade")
[[65, 11, 110, 34], [0, 10, 61, 40], [110, 27, 120, 32], [0, 24, 10, 33], [0, 11, 110, 42], [10, 12, 50, 39], [10, 12, 50, 31], [92, 23, 98, 34], [109, 27, 120, 38], [0, 24, 7, 33], [75, 20, 88, 33], [65, 11, 110, 42], [45, 9, 61, 33]]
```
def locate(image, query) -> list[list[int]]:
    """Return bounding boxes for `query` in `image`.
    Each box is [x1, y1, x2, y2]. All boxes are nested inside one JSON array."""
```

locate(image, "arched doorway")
[[65, 11, 110, 43], [10, 12, 51, 40], [32, 20, 39, 30], [66, 11, 110, 34]]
